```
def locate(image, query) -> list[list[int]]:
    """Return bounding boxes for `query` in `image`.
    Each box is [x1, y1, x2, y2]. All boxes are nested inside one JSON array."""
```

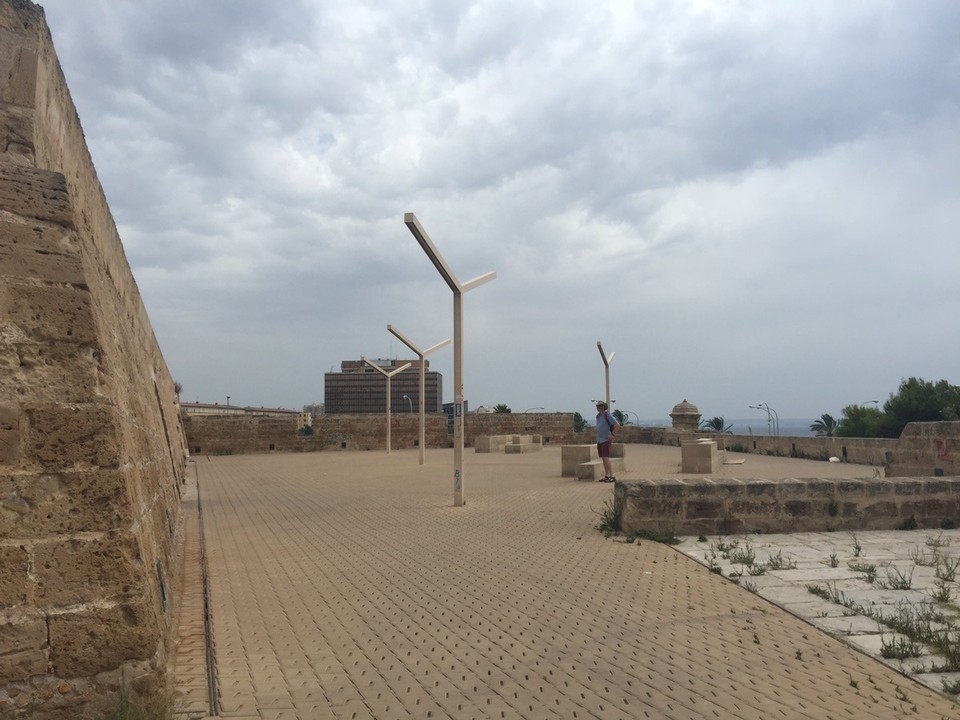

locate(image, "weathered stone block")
[[745, 481, 776, 498], [1, 469, 131, 538], [0, 341, 99, 404], [0, 649, 47, 682], [49, 602, 158, 677], [893, 479, 924, 495], [0, 164, 71, 225], [0, 545, 29, 607], [681, 440, 716, 473], [0, 221, 83, 283], [860, 501, 898, 519], [729, 499, 779, 518], [686, 500, 723, 519], [0, 617, 46, 653], [784, 500, 814, 517], [0, 403, 19, 464], [34, 534, 141, 607], [866, 480, 894, 497], [24, 404, 121, 469], [0, 102, 36, 166], [2, 280, 95, 344]]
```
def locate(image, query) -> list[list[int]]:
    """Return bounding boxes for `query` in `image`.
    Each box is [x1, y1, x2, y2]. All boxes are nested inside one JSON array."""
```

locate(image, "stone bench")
[[475, 434, 543, 453], [562, 443, 626, 480]]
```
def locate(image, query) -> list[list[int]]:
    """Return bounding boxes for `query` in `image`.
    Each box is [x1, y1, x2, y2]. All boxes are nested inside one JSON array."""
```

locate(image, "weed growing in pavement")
[[850, 532, 862, 557], [926, 532, 951, 549], [595, 500, 619, 536], [935, 554, 960, 582], [880, 633, 924, 660], [807, 584, 832, 601], [764, 550, 797, 571], [747, 563, 767, 576], [625, 527, 680, 545], [742, 579, 758, 593], [727, 541, 756, 566], [943, 677, 960, 695], [827, 552, 839, 568], [848, 560, 878, 584], [930, 579, 954, 604], [875, 566, 914, 590], [87, 690, 179, 720], [910, 546, 937, 567]]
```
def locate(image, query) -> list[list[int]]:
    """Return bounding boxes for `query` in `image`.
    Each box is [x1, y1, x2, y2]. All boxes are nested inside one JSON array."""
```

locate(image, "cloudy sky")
[[39, 0, 959, 425]]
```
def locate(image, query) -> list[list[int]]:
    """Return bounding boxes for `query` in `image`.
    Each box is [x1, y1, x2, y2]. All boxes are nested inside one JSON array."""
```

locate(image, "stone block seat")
[[562, 443, 626, 481], [476, 434, 543, 453]]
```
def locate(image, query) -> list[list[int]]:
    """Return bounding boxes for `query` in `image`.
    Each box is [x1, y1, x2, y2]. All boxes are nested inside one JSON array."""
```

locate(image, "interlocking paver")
[[170, 446, 960, 719]]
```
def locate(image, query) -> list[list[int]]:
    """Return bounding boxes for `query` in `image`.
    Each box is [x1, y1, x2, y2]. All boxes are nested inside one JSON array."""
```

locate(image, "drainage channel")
[[195, 461, 220, 717]]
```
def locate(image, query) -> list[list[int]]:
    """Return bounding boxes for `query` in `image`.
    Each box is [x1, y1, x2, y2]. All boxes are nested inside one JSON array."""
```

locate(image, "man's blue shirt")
[[596, 411, 619, 443]]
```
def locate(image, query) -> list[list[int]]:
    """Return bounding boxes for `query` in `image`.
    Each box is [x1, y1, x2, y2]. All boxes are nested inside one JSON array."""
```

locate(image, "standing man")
[[595, 401, 619, 482]]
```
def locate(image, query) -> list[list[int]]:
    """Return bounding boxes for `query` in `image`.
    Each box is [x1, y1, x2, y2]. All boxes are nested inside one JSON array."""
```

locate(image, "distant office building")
[[324, 358, 443, 414]]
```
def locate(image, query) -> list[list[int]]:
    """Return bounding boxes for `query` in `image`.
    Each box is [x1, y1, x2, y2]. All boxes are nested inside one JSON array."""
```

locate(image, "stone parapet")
[[615, 476, 960, 536]]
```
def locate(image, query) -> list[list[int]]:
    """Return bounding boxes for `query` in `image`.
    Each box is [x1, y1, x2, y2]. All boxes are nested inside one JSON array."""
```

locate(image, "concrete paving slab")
[[169, 445, 960, 719]]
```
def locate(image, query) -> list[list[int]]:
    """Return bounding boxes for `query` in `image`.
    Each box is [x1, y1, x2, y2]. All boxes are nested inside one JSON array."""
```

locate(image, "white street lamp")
[[405, 213, 496, 506], [388, 324, 451, 466], [362, 357, 412, 453], [597, 341, 615, 409]]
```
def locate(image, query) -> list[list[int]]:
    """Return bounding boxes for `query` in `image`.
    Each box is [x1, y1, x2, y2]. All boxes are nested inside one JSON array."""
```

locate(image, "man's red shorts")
[[597, 439, 612, 458]]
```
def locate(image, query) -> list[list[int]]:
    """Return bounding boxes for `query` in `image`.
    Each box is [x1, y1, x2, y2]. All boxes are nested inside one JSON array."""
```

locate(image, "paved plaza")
[[169, 445, 960, 719]]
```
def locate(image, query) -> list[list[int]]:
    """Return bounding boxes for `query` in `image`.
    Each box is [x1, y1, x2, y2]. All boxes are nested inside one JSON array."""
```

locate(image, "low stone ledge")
[[615, 476, 960, 536]]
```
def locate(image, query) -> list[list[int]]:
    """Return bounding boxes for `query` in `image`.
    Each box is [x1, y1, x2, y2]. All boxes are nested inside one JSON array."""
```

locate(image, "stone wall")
[[183, 412, 587, 456], [183, 413, 452, 454], [649, 421, 960, 478], [615, 476, 960, 536], [0, 2, 188, 717]]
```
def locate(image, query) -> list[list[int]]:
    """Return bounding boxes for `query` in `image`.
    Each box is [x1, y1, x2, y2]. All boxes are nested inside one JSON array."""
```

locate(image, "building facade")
[[324, 358, 443, 414]]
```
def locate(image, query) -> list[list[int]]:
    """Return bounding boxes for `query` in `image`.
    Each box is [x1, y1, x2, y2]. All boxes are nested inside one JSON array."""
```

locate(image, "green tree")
[[836, 404, 884, 438], [494, 403, 512, 413], [837, 377, 960, 438], [612, 409, 627, 426], [573, 411, 588, 432], [699, 416, 733, 433], [809, 413, 840, 437]]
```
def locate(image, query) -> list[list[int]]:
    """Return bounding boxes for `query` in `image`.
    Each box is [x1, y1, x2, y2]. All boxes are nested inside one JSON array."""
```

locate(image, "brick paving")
[[170, 446, 960, 719]]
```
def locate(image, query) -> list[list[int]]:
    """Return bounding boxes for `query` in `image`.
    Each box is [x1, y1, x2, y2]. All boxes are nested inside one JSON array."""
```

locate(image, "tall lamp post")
[[597, 341, 615, 409], [405, 213, 496, 506], [362, 357, 412, 453], [388, 324, 451, 466], [749, 403, 779, 436]]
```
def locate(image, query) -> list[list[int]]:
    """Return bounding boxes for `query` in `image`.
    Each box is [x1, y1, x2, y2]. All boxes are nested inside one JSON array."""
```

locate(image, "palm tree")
[[699, 416, 733, 433], [810, 413, 840, 437], [494, 403, 512, 413]]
